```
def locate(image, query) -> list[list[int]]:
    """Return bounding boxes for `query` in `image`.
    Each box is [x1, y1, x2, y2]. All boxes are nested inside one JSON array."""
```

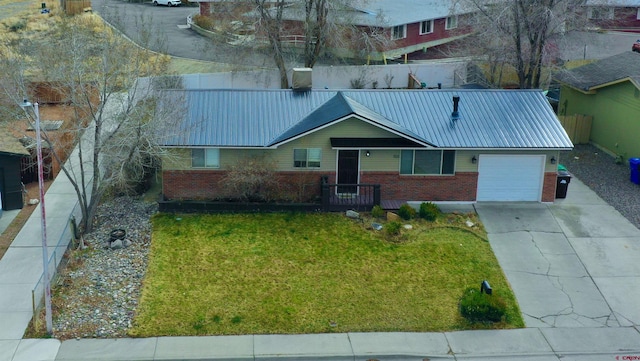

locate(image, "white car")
[[153, 0, 181, 6]]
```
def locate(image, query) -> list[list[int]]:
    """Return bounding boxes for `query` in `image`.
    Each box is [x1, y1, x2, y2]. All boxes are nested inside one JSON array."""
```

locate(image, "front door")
[[337, 150, 359, 194]]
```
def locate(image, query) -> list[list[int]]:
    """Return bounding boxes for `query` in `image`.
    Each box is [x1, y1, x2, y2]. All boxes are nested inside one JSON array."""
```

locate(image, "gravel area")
[[52, 196, 157, 340], [560, 144, 640, 229]]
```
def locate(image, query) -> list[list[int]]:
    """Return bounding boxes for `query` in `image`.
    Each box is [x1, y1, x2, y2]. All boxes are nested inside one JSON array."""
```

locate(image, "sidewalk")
[[1, 175, 640, 361]]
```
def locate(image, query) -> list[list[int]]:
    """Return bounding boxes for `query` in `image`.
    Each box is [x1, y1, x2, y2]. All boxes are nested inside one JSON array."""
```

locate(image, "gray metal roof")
[[159, 89, 573, 150], [279, 0, 466, 27], [553, 51, 640, 92]]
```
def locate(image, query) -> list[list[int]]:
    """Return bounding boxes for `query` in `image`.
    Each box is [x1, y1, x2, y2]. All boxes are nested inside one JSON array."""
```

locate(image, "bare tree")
[[460, 0, 586, 89], [254, 0, 289, 88], [0, 14, 183, 234]]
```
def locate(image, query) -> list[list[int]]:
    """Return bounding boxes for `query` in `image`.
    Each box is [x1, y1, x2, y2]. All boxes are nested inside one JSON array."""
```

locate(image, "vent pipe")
[[451, 95, 460, 120]]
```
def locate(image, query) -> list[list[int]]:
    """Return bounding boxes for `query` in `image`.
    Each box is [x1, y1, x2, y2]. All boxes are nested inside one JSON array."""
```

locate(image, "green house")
[[554, 51, 640, 159]]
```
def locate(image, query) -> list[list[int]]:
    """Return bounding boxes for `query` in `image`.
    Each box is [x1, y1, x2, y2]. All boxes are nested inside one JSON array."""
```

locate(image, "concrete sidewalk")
[[2, 175, 640, 361]]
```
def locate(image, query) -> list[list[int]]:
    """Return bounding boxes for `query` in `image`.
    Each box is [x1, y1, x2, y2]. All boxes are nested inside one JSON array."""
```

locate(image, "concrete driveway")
[[476, 177, 640, 328]]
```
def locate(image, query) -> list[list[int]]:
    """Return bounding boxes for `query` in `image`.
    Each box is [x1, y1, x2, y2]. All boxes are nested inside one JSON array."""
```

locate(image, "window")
[[400, 150, 455, 175], [420, 20, 433, 34], [637, 8, 640, 20], [445, 16, 458, 30], [588, 7, 613, 19], [294, 148, 321, 168], [392, 25, 406, 40], [191, 148, 220, 168]]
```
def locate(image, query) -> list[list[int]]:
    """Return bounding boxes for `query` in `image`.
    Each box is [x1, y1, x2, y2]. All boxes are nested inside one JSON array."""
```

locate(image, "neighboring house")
[[158, 88, 572, 205], [553, 51, 640, 159], [191, 0, 473, 61], [584, 0, 640, 30], [0, 129, 28, 212]]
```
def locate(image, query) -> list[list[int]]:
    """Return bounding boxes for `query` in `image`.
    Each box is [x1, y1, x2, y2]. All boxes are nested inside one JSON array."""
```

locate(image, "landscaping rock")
[[386, 212, 400, 221], [346, 210, 360, 219], [371, 222, 383, 231], [403, 224, 413, 230], [52, 196, 157, 339]]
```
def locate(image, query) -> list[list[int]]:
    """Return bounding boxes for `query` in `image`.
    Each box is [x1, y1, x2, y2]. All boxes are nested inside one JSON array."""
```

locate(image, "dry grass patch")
[[131, 212, 522, 336]]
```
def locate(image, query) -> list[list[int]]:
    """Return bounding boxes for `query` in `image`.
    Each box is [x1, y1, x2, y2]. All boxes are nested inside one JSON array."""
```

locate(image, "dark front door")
[[337, 150, 359, 194]]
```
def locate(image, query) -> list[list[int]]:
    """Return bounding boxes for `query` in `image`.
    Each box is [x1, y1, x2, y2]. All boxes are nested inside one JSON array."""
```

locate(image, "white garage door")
[[476, 155, 545, 201]]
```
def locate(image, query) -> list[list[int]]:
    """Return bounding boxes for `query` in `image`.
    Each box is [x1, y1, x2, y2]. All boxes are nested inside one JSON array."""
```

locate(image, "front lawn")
[[131, 212, 523, 336]]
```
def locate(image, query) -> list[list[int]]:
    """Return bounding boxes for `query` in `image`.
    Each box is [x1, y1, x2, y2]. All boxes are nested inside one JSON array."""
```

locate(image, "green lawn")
[[130, 212, 523, 336]]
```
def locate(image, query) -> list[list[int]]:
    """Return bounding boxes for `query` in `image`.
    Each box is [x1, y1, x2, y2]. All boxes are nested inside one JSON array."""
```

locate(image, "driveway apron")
[[475, 177, 640, 328]]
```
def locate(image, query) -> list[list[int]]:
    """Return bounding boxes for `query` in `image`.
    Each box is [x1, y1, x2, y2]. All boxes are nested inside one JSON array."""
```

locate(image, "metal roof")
[[158, 89, 573, 150], [278, 0, 466, 27], [553, 51, 640, 92]]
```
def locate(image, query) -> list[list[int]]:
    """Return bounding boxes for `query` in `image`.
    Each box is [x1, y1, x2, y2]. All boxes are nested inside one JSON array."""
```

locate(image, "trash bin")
[[630, 158, 640, 185], [556, 170, 572, 199]]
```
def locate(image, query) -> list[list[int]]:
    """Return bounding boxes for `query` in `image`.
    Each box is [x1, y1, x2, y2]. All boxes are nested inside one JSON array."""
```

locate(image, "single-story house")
[[584, 0, 640, 30], [0, 129, 28, 212], [157, 88, 572, 206], [553, 51, 640, 159]]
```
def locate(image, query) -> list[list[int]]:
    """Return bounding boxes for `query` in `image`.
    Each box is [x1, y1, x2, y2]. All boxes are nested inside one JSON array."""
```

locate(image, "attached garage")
[[476, 154, 545, 202]]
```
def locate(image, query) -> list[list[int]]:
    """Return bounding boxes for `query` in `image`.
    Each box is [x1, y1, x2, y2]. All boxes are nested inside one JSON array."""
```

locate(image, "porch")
[[321, 183, 404, 211]]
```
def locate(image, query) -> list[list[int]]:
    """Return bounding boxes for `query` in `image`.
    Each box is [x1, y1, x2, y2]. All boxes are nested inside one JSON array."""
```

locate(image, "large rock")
[[386, 212, 400, 221], [346, 210, 360, 219]]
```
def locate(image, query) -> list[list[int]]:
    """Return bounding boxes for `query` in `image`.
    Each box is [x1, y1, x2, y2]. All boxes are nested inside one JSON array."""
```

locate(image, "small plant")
[[419, 202, 441, 221], [371, 205, 384, 218], [459, 287, 507, 323], [384, 221, 402, 237], [397, 204, 416, 220], [8, 19, 27, 32]]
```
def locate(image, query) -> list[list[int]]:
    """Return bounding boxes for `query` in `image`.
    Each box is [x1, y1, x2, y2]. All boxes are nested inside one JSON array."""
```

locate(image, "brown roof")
[[0, 126, 29, 156]]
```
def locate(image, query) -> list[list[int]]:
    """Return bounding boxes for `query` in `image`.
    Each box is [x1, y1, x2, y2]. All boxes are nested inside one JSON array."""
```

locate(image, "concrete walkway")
[[1, 176, 640, 360]]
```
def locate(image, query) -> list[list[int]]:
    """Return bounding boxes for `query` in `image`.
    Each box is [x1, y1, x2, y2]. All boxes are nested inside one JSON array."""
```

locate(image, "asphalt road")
[[90, 0, 276, 67]]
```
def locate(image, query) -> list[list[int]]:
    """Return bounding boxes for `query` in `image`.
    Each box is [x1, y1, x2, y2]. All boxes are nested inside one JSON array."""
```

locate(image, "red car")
[[633, 40, 640, 52]]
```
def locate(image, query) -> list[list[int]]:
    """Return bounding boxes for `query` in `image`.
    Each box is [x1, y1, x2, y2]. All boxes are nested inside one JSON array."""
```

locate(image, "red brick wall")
[[164, 170, 555, 202], [163, 170, 331, 201], [360, 171, 478, 201], [542, 172, 557, 203]]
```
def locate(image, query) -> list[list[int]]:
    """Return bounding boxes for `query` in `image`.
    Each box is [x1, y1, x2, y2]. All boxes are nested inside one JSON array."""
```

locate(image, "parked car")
[[633, 39, 640, 52], [153, 0, 181, 6]]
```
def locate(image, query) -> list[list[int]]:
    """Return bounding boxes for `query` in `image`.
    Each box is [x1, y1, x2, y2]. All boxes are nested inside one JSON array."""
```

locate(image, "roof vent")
[[292, 68, 312, 91], [451, 95, 460, 120]]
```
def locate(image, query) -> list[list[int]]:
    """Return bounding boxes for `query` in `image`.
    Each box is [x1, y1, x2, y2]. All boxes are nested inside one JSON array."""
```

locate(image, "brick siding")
[[164, 170, 556, 202]]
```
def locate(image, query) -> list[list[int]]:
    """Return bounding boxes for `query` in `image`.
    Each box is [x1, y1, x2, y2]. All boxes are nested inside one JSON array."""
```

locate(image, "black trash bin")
[[556, 170, 572, 199]]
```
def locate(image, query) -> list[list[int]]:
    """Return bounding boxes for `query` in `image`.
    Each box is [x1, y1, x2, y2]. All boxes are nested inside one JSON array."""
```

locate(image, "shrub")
[[419, 202, 441, 221], [371, 205, 384, 218], [397, 204, 416, 220], [193, 14, 214, 31], [459, 287, 507, 323], [384, 221, 402, 237]]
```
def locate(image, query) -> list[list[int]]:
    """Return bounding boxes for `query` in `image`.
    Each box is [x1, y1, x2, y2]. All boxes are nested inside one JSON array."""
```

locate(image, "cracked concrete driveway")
[[475, 177, 640, 328]]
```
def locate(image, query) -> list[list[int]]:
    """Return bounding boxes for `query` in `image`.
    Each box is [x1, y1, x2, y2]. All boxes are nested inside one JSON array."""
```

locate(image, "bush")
[[371, 205, 384, 218], [459, 287, 507, 323], [419, 202, 441, 221], [384, 221, 402, 237], [397, 204, 416, 220], [193, 14, 214, 31]]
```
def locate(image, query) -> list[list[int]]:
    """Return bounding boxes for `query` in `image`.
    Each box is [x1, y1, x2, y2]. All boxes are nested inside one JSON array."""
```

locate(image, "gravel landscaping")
[[560, 144, 640, 229], [51, 196, 157, 339]]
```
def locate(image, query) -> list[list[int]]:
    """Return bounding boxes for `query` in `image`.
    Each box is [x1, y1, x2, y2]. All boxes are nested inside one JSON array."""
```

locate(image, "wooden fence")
[[65, 0, 91, 15], [558, 114, 592, 144]]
